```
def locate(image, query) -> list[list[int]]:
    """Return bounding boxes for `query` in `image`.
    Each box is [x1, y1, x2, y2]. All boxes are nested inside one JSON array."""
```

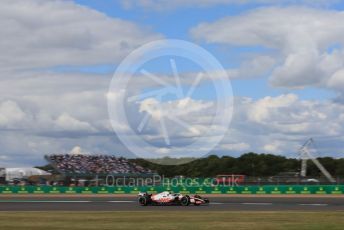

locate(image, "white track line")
[[298, 204, 328, 206], [241, 203, 273, 205], [107, 201, 135, 203], [44, 201, 91, 203], [0, 201, 92, 203]]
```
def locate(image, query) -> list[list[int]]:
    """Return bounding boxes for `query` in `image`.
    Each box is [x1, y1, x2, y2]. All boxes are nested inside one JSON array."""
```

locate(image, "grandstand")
[[45, 154, 154, 177]]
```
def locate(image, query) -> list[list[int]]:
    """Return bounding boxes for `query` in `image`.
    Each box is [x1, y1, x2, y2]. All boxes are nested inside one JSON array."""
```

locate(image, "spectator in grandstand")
[[46, 154, 152, 175]]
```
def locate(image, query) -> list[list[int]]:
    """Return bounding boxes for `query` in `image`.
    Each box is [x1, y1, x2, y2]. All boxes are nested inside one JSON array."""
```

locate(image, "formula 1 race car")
[[138, 191, 209, 206]]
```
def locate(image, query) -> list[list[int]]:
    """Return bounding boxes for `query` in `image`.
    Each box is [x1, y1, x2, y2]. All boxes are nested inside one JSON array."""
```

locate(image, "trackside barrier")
[[0, 185, 343, 194]]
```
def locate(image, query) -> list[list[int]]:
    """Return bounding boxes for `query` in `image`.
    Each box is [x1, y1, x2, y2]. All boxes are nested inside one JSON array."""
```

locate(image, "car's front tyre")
[[180, 196, 190, 206]]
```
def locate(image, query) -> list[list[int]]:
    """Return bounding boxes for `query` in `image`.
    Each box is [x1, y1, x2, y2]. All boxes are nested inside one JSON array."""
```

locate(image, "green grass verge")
[[0, 211, 343, 230]]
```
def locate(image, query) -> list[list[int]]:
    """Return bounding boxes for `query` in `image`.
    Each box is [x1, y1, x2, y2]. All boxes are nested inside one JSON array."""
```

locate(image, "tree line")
[[131, 153, 344, 178]]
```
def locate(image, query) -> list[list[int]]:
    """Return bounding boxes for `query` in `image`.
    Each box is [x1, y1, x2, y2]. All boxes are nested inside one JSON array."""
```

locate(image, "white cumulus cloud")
[[0, 0, 161, 70], [191, 7, 344, 91]]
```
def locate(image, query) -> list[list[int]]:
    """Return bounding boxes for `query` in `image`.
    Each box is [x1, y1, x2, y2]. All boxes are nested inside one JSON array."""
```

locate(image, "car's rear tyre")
[[180, 196, 190, 206], [138, 196, 148, 206]]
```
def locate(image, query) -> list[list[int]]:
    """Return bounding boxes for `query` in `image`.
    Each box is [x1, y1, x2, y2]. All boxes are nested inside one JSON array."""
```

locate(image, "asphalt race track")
[[1, 196, 344, 211]]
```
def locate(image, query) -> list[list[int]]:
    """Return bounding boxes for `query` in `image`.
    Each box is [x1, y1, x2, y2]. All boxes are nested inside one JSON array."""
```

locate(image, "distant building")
[[1, 168, 51, 181]]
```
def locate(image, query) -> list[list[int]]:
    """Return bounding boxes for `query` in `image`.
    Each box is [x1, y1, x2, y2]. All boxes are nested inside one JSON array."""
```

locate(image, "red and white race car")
[[138, 191, 209, 206]]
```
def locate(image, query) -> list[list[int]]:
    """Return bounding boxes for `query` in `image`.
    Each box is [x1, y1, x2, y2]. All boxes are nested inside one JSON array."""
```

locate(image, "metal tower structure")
[[299, 138, 336, 183]]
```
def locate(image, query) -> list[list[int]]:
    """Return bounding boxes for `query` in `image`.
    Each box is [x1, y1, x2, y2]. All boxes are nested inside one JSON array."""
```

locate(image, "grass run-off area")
[[0, 211, 343, 230]]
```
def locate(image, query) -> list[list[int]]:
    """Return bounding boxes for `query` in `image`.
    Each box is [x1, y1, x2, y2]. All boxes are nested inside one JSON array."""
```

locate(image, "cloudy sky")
[[1, 0, 344, 167]]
